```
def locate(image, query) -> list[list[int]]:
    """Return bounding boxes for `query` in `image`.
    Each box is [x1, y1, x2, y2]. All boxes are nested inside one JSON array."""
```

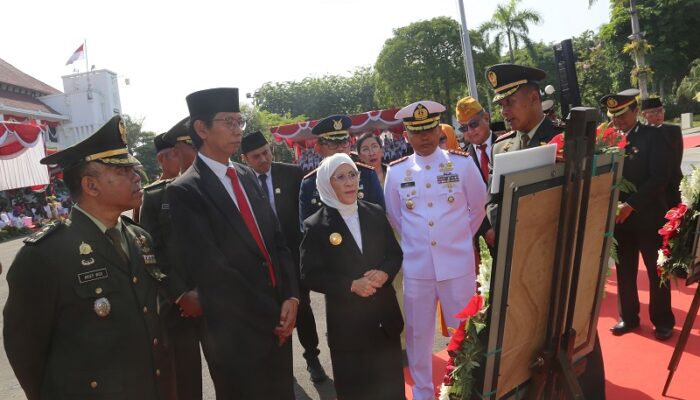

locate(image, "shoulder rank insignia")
[[143, 178, 173, 191], [494, 130, 517, 143], [303, 168, 318, 180], [355, 161, 375, 171], [24, 221, 65, 245], [448, 149, 470, 157], [389, 156, 409, 166]]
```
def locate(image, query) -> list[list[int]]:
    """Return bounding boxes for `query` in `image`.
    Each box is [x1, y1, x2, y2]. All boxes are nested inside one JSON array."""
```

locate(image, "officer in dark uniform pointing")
[[3, 115, 174, 400], [299, 114, 385, 223]]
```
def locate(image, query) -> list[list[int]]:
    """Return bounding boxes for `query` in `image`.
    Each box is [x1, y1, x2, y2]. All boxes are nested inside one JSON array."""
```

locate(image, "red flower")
[[665, 204, 688, 221], [657, 265, 664, 277], [663, 247, 671, 256], [547, 133, 565, 161], [455, 294, 484, 319], [447, 320, 467, 352], [659, 219, 681, 236]]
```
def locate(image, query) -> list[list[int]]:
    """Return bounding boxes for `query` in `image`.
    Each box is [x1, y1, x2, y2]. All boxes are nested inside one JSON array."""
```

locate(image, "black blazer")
[[466, 132, 498, 185], [660, 123, 683, 206], [300, 201, 404, 351], [618, 122, 671, 231], [269, 162, 305, 268], [166, 157, 299, 337]]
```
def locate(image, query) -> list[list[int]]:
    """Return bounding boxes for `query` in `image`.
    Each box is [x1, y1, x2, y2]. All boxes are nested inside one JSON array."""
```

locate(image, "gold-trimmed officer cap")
[[40, 115, 139, 169], [486, 63, 546, 103], [455, 96, 483, 123], [395, 100, 446, 132], [311, 115, 351, 141], [600, 88, 640, 117], [162, 117, 192, 146]]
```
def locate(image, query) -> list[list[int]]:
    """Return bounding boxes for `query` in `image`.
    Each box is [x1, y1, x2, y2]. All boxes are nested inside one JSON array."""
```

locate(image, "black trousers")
[[168, 317, 203, 400], [296, 284, 321, 362], [330, 331, 405, 400], [614, 227, 675, 329]]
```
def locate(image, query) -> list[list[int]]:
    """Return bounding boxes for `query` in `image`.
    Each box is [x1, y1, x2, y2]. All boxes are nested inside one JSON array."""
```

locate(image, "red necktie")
[[477, 144, 490, 181], [226, 167, 276, 288]]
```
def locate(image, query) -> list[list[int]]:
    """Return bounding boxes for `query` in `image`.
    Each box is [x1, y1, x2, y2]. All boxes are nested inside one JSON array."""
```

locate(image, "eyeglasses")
[[457, 119, 481, 133], [321, 140, 350, 151], [212, 117, 246, 131], [359, 143, 382, 155], [331, 170, 360, 183]]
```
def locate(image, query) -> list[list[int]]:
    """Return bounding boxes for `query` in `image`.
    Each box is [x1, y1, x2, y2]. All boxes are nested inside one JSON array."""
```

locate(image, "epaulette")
[[355, 161, 375, 171], [23, 220, 65, 245], [303, 168, 318, 179], [494, 130, 517, 143], [389, 156, 409, 166], [448, 149, 470, 157], [120, 214, 145, 230], [143, 178, 174, 191]]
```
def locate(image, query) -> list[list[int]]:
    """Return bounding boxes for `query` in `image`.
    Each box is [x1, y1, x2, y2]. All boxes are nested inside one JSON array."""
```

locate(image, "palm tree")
[[479, 0, 542, 63]]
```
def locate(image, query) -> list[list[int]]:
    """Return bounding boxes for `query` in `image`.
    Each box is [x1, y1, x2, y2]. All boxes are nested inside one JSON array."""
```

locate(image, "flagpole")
[[84, 39, 93, 100]]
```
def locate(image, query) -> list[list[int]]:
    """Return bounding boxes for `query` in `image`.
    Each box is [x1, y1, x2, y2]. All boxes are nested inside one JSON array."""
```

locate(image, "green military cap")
[[486, 63, 546, 103], [600, 89, 640, 117], [162, 117, 192, 145], [40, 115, 139, 170]]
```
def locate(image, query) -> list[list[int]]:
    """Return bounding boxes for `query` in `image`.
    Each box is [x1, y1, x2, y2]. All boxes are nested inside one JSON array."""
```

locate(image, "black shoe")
[[654, 327, 673, 341], [610, 320, 639, 336], [306, 359, 328, 383]]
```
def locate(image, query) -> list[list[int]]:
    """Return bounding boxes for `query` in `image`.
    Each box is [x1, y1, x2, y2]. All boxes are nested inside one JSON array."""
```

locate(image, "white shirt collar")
[[414, 147, 445, 166], [198, 152, 233, 179]]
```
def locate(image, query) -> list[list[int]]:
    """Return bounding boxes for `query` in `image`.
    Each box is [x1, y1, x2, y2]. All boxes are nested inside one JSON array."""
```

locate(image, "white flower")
[[657, 249, 668, 266], [438, 384, 451, 400]]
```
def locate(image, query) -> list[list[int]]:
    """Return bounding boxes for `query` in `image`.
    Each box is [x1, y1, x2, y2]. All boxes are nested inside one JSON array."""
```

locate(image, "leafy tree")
[[600, 0, 700, 98], [677, 58, 700, 102], [374, 17, 470, 122], [254, 67, 378, 120], [479, 0, 542, 63], [240, 105, 307, 163], [123, 115, 158, 182], [573, 30, 625, 108]]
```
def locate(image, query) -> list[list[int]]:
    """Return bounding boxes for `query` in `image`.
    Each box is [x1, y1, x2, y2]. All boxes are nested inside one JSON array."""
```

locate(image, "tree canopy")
[[480, 0, 541, 63]]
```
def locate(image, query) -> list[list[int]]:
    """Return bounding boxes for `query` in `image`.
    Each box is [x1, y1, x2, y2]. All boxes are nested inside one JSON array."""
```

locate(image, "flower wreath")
[[657, 167, 700, 284]]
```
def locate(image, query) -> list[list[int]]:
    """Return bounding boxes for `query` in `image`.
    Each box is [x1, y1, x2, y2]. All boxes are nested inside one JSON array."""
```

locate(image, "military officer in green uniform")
[[3, 115, 175, 400], [141, 118, 203, 400]]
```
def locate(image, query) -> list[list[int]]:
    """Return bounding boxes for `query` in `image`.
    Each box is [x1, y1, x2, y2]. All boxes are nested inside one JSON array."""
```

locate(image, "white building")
[[40, 69, 122, 148]]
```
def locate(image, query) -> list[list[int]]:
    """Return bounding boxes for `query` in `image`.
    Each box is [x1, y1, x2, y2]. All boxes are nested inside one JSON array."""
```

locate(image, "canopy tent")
[[270, 108, 405, 147], [0, 121, 50, 191]]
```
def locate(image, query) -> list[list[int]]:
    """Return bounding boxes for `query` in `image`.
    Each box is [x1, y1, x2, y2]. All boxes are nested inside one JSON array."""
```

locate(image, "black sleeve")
[[3, 247, 57, 400], [378, 213, 403, 283], [167, 183, 280, 333], [299, 220, 355, 298]]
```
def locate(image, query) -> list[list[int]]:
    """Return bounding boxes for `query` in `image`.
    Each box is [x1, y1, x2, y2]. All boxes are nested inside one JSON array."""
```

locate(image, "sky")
[[3, 0, 611, 133]]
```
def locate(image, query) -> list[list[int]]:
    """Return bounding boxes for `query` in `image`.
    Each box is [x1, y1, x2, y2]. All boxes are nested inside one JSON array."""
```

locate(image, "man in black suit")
[[455, 96, 498, 249], [603, 90, 675, 340], [240, 131, 328, 383], [641, 97, 684, 207], [141, 119, 203, 400], [167, 88, 299, 399]]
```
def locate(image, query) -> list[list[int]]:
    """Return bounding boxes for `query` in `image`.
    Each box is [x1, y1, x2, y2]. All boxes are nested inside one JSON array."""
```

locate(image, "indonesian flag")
[[65, 44, 84, 65]]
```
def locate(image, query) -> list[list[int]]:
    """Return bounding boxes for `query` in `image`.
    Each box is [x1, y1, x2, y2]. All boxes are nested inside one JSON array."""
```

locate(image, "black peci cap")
[[241, 131, 269, 154]]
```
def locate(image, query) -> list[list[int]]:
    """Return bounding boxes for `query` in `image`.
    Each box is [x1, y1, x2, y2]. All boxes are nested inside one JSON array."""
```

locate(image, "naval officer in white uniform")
[[384, 100, 486, 400]]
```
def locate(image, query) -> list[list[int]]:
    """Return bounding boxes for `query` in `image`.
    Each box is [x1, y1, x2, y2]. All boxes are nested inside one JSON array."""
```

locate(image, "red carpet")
[[404, 263, 700, 399], [682, 133, 700, 149]]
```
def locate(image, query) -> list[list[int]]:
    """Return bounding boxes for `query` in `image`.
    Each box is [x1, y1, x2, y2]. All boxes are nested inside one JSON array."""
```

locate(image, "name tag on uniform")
[[161, 203, 169, 210], [401, 181, 415, 188], [437, 173, 460, 184], [77, 268, 109, 284], [143, 254, 157, 265]]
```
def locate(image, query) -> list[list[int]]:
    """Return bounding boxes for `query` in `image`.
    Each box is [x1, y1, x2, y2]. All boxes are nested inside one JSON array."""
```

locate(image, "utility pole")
[[457, 0, 479, 102], [628, 0, 649, 99]]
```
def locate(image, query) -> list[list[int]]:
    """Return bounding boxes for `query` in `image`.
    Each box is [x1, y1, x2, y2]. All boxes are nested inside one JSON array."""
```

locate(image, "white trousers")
[[404, 275, 475, 400]]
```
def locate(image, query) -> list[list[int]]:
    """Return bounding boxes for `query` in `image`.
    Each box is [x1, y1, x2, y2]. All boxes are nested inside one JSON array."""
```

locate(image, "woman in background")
[[356, 132, 387, 186], [300, 153, 405, 400]]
